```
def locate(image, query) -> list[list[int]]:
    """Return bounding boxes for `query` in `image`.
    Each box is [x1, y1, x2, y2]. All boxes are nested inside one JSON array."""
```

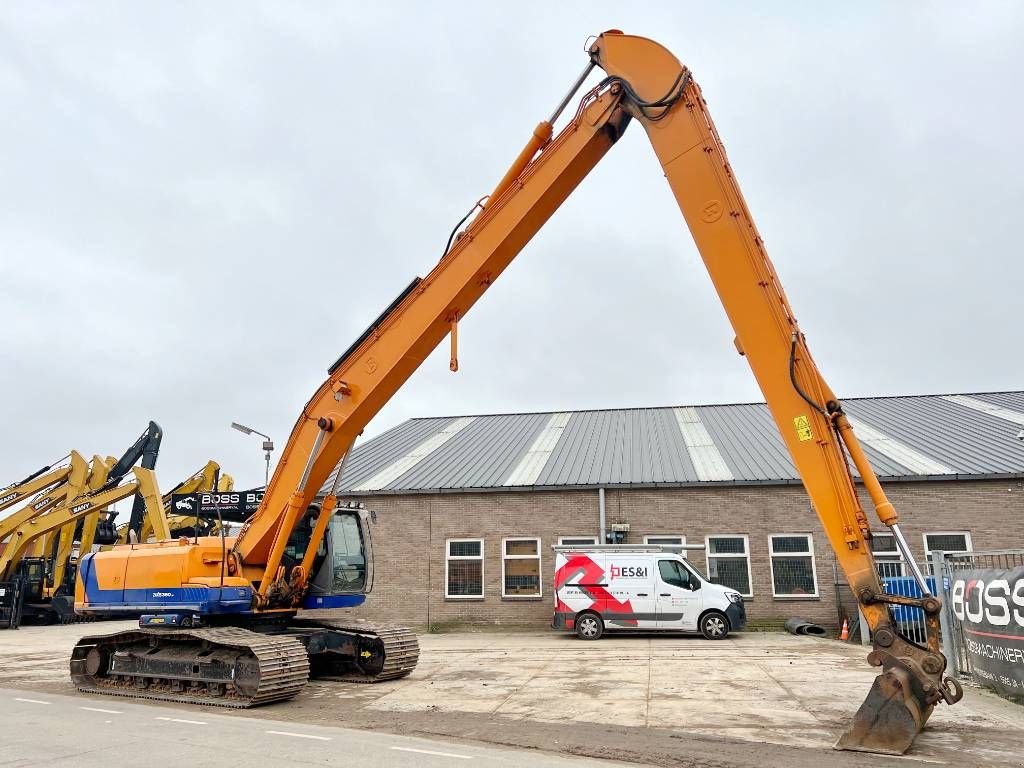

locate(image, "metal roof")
[[323, 391, 1024, 495]]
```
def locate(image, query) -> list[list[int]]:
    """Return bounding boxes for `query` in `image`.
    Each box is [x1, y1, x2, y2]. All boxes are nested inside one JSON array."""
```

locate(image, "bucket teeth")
[[835, 667, 931, 755]]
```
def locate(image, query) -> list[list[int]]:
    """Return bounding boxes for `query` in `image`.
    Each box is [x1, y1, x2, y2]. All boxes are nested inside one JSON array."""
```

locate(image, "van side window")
[[658, 560, 689, 588]]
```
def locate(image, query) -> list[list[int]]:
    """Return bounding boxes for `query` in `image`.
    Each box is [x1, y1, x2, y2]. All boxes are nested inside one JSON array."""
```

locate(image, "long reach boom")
[[73, 32, 959, 754]]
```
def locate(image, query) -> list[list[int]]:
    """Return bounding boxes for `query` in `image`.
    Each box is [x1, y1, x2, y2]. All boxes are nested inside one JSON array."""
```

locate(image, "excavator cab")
[[302, 503, 374, 609], [13, 558, 46, 604]]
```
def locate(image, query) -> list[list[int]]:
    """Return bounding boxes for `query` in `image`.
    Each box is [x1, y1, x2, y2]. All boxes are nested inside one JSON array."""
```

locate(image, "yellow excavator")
[[0, 423, 167, 624], [69, 32, 960, 754], [0, 463, 163, 623], [115, 461, 234, 544]]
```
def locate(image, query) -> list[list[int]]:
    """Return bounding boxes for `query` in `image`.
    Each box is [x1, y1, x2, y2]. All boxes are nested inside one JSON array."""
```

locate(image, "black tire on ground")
[[700, 610, 730, 640], [575, 612, 604, 641]]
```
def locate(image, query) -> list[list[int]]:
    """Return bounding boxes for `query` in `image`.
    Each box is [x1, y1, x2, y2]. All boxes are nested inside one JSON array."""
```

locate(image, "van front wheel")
[[700, 611, 729, 640], [575, 612, 604, 641]]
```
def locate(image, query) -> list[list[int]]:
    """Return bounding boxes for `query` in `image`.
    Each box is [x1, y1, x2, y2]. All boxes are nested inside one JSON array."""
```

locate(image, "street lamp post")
[[231, 422, 274, 487]]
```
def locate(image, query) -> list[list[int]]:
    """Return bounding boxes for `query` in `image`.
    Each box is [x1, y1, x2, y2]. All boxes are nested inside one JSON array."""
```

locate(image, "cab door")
[[655, 558, 702, 630]]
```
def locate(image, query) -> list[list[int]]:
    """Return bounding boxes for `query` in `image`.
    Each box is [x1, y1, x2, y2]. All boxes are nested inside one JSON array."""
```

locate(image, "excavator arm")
[[230, 31, 955, 753], [0, 452, 91, 543], [0, 468, 162, 581], [102, 421, 162, 540], [0, 457, 76, 515]]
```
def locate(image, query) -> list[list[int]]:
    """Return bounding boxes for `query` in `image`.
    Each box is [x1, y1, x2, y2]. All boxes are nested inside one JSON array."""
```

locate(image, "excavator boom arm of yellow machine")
[[0, 468, 162, 580], [0, 461, 75, 515], [230, 31, 957, 754]]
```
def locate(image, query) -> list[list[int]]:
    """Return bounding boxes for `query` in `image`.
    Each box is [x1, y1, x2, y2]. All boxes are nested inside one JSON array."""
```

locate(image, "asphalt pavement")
[[0, 687, 628, 767]]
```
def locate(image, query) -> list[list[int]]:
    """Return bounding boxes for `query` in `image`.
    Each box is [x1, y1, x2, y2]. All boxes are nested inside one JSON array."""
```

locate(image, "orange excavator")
[[69, 32, 959, 754]]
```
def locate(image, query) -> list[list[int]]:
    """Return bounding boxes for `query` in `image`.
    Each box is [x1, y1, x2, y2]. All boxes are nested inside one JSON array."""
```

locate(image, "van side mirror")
[[689, 580, 701, 591]]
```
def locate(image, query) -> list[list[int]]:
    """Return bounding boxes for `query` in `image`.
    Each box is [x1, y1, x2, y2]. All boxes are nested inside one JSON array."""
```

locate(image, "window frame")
[[557, 535, 598, 546], [870, 531, 905, 579], [704, 534, 753, 598], [768, 533, 819, 598], [445, 538, 484, 600], [644, 534, 687, 557], [923, 531, 973, 560], [501, 536, 543, 599]]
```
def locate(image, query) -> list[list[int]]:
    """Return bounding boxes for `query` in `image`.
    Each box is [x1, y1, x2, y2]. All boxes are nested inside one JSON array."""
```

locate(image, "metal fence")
[[931, 549, 1024, 679], [878, 560, 932, 646]]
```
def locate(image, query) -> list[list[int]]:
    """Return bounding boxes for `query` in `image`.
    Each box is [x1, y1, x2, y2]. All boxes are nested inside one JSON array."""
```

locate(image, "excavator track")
[[70, 626, 309, 708], [294, 618, 419, 682]]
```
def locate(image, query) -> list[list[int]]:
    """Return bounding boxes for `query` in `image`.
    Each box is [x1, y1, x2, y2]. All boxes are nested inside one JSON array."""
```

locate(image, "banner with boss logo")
[[169, 489, 265, 523], [949, 567, 1024, 700]]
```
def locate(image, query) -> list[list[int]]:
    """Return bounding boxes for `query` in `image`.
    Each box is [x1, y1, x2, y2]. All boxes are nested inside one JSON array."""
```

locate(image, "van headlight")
[[727, 591, 743, 604]]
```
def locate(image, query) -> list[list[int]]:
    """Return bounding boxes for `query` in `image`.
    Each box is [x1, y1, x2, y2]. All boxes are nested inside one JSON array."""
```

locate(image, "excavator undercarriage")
[[70, 617, 418, 707]]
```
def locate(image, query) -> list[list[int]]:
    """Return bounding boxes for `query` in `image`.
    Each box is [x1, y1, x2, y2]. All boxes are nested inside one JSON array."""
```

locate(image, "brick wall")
[[347, 477, 1024, 631]]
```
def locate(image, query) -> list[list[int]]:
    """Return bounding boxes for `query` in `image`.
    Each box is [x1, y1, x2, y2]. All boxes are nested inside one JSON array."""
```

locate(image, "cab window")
[[658, 559, 690, 588]]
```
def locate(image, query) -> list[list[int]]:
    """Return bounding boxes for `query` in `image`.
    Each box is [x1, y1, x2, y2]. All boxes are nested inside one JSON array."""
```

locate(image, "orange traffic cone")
[[839, 618, 850, 641]]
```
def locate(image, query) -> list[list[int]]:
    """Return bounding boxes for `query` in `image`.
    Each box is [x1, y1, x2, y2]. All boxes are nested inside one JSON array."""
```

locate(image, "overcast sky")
[[2, 3, 1022, 498]]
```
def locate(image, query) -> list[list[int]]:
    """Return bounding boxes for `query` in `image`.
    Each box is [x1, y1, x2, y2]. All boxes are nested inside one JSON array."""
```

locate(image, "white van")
[[551, 545, 746, 640]]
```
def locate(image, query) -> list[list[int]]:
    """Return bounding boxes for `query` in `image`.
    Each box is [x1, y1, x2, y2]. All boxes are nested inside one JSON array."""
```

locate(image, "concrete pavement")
[[3, 623, 1024, 765], [0, 687, 631, 767]]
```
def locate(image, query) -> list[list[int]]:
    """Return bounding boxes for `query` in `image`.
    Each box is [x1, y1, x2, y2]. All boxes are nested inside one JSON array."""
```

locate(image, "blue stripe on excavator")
[[77, 552, 252, 615], [302, 594, 366, 609], [77, 553, 366, 614]]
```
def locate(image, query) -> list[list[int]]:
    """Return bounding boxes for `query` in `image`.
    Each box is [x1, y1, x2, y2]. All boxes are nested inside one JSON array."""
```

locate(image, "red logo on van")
[[610, 565, 647, 578]]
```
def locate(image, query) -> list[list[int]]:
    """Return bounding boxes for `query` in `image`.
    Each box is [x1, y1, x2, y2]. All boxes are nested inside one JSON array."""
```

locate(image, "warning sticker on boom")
[[794, 415, 813, 442]]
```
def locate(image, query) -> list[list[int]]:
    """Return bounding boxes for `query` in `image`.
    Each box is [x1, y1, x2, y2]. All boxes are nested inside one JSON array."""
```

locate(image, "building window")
[[446, 539, 483, 598], [705, 535, 752, 597], [501, 538, 542, 598], [769, 534, 818, 598], [923, 532, 972, 559], [871, 532, 904, 579], [558, 536, 598, 546], [644, 535, 687, 557]]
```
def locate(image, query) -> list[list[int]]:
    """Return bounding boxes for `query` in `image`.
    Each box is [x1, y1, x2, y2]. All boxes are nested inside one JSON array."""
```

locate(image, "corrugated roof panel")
[[392, 412, 549, 490], [328, 417, 447, 493], [942, 395, 1024, 427], [673, 407, 735, 481], [640, 407, 695, 483], [974, 392, 1024, 412], [849, 396, 1024, 476], [326, 391, 1024, 494], [349, 416, 475, 491], [697, 403, 795, 481], [505, 412, 572, 486], [844, 415, 954, 476]]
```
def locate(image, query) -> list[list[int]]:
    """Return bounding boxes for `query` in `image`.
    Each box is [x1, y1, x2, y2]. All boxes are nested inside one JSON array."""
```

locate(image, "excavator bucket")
[[835, 667, 932, 755]]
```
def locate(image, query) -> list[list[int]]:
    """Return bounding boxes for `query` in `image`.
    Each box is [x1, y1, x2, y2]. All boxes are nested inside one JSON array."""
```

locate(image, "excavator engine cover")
[[836, 666, 930, 755]]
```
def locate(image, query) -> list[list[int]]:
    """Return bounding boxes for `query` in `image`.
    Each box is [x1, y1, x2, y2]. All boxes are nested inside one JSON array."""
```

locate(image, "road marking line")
[[864, 754, 946, 765], [14, 697, 49, 705], [390, 746, 472, 760], [80, 706, 123, 714], [265, 730, 331, 741], [155, 716, 207, 725]]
